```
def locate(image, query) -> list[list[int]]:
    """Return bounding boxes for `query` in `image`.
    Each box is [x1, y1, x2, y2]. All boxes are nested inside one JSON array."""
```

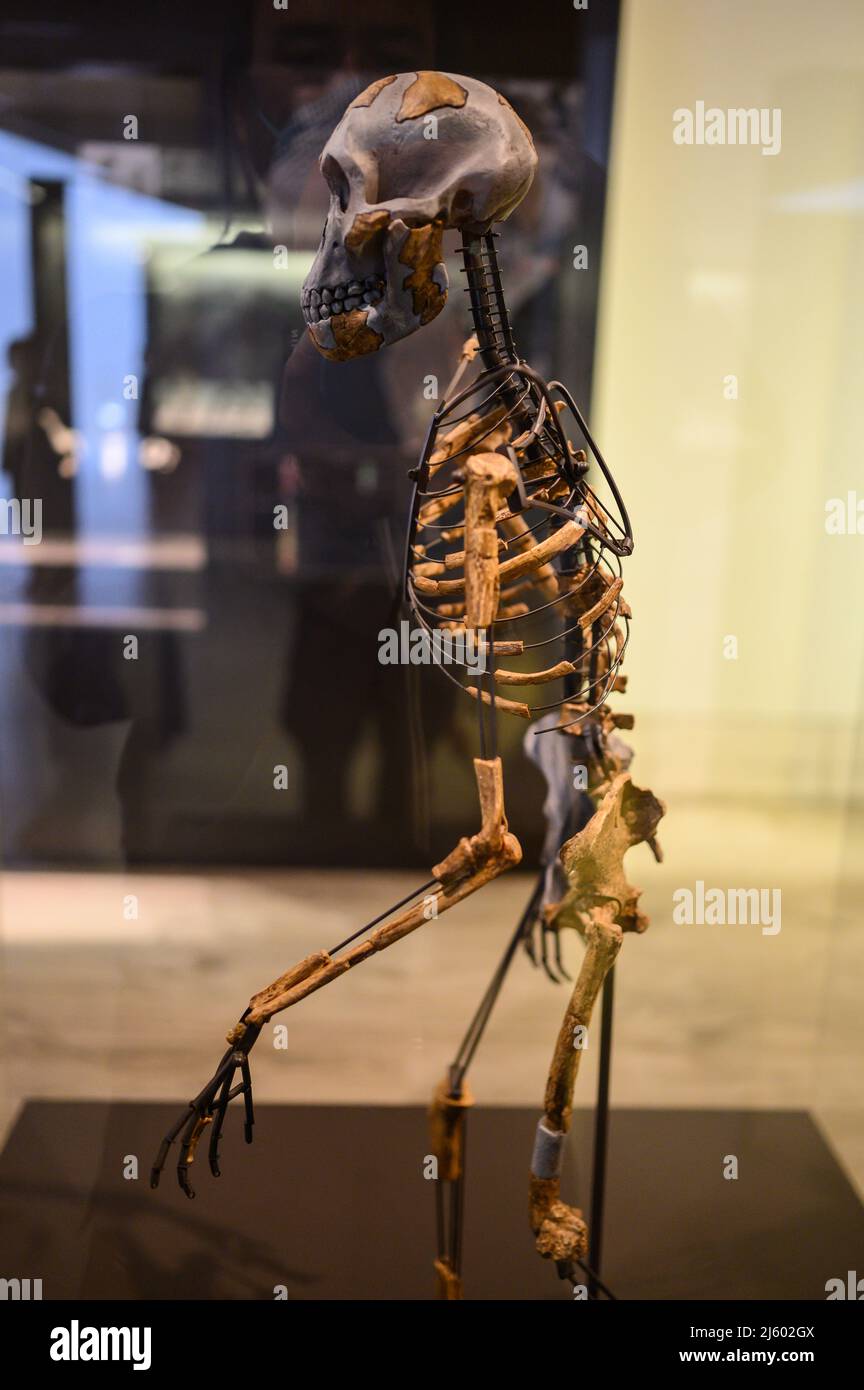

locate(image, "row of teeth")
[[302, 276, 385, 323]]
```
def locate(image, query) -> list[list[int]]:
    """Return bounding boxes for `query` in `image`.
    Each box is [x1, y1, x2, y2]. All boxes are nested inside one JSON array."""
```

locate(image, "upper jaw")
[[301, 274, 385, 326]]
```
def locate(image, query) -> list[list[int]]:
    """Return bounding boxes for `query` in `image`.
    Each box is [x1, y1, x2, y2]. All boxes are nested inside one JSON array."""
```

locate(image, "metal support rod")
[[435, 871, 546, 1286]]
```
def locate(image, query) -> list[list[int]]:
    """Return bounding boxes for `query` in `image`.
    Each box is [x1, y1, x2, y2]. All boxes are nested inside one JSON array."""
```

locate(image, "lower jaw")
[[308, 307, 385, 362]]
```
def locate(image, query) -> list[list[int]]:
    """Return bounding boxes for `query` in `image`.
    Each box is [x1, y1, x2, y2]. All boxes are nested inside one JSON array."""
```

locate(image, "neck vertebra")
[[459, 231, 518, 370]]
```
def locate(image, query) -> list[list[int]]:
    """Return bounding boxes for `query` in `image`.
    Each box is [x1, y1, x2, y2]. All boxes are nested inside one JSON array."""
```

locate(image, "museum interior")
[[0, 0, 862, 1301]]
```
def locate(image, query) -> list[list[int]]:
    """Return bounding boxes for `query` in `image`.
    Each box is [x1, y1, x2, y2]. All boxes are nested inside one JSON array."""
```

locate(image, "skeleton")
[[151, 70, 666, 1300]]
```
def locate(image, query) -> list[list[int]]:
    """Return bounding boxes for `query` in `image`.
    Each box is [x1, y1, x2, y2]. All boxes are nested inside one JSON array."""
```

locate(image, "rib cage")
[[404, 340, 635, 736]]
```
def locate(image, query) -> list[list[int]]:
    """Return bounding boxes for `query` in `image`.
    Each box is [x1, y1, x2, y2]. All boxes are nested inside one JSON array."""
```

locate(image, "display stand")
[[3, 1097, 861, 1300]]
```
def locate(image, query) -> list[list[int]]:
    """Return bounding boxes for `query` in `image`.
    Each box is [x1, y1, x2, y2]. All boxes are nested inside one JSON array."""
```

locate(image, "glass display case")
[[0, 0, 862, 1331]]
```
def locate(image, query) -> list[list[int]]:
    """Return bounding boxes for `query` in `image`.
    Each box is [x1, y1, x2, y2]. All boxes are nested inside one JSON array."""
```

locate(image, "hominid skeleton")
[[151, 70, 665, 1300]]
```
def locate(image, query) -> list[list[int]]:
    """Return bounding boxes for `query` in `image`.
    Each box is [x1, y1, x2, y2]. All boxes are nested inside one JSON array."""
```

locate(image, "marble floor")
[[1, 797, 862, 1197]]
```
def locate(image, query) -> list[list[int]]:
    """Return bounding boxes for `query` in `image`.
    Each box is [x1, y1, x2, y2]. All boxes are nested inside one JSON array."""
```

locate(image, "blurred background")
[[0, 0, 862, 1296], [0, 0, 615, 870]]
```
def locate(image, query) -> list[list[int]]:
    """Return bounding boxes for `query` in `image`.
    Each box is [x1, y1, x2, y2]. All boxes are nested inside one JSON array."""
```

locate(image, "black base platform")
[[0, 1102, 861, 1300]]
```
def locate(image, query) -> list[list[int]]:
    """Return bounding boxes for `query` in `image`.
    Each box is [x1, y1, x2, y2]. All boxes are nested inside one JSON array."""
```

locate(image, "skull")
[[301, 71, 537, 362]]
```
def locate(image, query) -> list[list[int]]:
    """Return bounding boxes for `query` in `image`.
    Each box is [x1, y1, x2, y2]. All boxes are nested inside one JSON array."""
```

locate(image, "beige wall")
[[593, 0, 864, 802]]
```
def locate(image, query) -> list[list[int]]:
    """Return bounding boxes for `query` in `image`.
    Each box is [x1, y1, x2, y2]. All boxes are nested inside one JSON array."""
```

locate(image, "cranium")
[[301, 71, 537, 362]]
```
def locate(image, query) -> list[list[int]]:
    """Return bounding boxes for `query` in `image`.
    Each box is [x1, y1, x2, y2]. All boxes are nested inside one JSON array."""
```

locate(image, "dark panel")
[[0, 1102, 861, 1300]]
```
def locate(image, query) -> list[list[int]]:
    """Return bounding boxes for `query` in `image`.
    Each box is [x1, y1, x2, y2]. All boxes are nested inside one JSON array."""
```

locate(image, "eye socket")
[[321, 154, 350, 214]]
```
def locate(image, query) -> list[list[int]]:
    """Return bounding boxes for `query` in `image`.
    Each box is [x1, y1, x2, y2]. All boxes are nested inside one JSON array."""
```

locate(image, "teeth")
[[302, 276, 386, 325]]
